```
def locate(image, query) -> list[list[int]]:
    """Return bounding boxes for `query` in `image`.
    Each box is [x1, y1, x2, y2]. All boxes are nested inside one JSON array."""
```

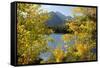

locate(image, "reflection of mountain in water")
[[46, 11, 72, 33]]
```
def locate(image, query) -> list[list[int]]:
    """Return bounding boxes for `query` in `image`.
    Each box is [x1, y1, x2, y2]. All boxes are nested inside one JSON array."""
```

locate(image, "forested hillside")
[[17, 3, 97, 65]]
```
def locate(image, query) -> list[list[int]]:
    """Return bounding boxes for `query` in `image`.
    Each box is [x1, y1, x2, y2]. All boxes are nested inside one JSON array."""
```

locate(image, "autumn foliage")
[[17, 3, 97, 64]]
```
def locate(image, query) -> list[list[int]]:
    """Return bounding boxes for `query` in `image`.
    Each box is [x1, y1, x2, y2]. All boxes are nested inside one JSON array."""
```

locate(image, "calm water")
[[48, 33, 75, 50], [39, 33, 75, 61]]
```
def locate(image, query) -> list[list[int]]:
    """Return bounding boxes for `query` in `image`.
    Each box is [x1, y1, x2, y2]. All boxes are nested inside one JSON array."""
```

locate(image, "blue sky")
[[41, 5, 74, 16]]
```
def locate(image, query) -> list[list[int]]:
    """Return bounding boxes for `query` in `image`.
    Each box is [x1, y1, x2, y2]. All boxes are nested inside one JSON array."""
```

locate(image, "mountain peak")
[[47, 11, 67, 27], [46, 11, 72, 33]]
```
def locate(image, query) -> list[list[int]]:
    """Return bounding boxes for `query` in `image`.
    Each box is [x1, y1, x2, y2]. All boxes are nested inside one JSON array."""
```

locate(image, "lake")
[[39, 33, 76, 61], [48, 33, 75, 50]]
